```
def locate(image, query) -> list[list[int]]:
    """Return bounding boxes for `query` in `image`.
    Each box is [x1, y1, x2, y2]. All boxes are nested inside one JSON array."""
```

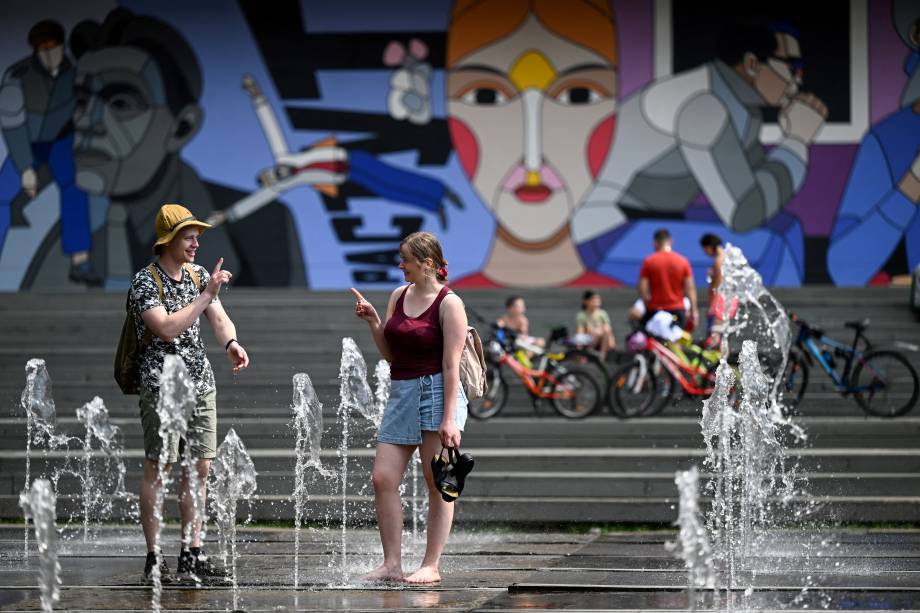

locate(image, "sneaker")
[[68, 261, 103, 287], [143, 552, 172, 584], [177, 549, 228, 582]]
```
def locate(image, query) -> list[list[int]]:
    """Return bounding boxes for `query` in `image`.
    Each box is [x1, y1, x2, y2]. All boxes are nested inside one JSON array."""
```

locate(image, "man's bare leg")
[[178, 459, 211, 548], [140, 459, 170, 552]]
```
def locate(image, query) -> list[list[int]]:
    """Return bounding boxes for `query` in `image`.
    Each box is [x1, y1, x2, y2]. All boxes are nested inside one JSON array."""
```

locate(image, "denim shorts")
[[377, 372, 468, 446]]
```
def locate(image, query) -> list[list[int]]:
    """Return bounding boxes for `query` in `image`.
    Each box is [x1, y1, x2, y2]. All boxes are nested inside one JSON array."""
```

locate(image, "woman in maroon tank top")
[[351, 232, 469, 585]]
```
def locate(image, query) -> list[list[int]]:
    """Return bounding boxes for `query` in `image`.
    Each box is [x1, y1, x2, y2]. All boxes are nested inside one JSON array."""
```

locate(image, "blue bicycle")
[[780, 314, 919, 417]]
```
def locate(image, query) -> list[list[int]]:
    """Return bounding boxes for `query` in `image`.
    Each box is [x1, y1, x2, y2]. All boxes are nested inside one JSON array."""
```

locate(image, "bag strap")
[[183, 263, 201, 291], [146, 263, 163, 297], [140, 264, 165, 349]]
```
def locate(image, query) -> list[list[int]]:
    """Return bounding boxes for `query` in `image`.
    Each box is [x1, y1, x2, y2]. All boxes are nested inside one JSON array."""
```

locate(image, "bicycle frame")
[[642, 336, 715, 396], [793, 319, 877, 395], [490, 331, 576, 401]]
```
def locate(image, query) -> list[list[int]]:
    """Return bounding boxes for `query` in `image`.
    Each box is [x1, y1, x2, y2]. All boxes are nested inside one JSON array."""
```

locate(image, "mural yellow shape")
[[509, 50, 556, 92]]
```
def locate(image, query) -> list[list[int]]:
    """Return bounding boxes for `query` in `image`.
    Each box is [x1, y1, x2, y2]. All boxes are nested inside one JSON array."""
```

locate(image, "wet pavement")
[[1, 525, 919, 611]]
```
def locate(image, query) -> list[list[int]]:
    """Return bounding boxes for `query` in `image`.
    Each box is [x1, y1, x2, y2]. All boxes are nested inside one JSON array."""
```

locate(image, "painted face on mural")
[[35, 41, 64, 75], [447, 15, 617, 244], [72, 46, 201, 197], [748, 32, 804, 107]]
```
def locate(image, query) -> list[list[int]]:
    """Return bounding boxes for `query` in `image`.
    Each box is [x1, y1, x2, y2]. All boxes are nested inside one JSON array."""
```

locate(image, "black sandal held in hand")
[[431, 447, 475, 503]]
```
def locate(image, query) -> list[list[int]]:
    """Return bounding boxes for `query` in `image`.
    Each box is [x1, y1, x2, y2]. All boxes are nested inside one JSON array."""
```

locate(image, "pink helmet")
[[627, 331, 649, 352]]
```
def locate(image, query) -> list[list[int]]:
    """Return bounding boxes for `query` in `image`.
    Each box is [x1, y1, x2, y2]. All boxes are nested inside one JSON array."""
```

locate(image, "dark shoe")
[[69, 261, 103, 287], [431, 447, 475, 503], [177, 549, 229, 583], [143, 552, 172, 584]]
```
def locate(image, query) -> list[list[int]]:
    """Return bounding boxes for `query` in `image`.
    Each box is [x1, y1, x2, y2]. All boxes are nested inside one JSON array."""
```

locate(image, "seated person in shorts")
[[575, 290, 616, 360]]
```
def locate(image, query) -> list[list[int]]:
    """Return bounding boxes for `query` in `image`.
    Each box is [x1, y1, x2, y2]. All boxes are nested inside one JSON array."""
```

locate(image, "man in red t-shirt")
[[638, 229, 698, 330]]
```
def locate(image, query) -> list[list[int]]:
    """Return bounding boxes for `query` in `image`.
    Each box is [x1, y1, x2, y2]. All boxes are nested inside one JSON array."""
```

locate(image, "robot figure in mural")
[[827, 0, 920, 286], [0, 20, 99, 285], [206, 74, 463, 233], [25, 9, 304, 288], [573, 20, 828, 286]]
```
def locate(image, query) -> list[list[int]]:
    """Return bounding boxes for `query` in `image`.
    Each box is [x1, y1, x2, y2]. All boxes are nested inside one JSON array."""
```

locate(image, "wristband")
[[225, 338, 238, 351]]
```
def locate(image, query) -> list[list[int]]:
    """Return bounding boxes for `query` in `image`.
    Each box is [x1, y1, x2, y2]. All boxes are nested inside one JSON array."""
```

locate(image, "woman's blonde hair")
[[401, 231, 448, 282]]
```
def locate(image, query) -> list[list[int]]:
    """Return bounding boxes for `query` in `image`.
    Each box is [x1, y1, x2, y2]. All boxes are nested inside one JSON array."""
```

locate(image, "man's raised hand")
[[207, 258, 233, 297]]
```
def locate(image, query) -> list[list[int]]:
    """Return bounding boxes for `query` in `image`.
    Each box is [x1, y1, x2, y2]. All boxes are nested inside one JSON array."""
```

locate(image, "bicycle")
[[779, 314, 919, 417], [468, 325, 602, 420], [609, 328, 722, 418]]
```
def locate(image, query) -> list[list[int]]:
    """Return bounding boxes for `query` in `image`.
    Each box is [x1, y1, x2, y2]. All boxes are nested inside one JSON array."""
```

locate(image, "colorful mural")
[[0, 0, 917, 290]]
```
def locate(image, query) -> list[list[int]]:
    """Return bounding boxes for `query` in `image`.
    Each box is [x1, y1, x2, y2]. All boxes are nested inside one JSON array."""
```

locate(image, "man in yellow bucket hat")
[[129, 203, 249, 583]]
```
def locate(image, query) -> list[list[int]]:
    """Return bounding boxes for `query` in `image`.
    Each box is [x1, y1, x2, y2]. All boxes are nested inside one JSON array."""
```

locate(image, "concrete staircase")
[[0, 287, 918, 524]]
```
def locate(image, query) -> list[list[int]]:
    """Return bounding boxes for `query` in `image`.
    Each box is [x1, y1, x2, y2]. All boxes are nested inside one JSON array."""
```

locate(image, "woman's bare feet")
[[404, 565, 441, 585], [361, 563, 404, 583]]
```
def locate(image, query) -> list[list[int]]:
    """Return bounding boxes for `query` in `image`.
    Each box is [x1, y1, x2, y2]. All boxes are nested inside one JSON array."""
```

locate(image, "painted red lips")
[[514, 185, 553, 203]]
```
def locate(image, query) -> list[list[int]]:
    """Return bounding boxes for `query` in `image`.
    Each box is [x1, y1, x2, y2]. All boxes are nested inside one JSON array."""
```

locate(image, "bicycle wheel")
[[778, 350, 809, 416], [562, 349, 612, 390], [550, 367, 601, 419], [644, 360, 677, 417], [852, 350, 919, 417], [609, 360, 657, 418], [468, 365, 508, 419]]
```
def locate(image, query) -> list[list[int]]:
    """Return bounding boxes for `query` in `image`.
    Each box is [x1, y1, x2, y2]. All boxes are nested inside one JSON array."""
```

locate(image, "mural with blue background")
[[0, 0, 917, 290]]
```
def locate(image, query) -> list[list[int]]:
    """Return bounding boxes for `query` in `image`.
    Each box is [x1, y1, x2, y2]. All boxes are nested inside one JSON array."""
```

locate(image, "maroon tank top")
[[384, 284, 451, 380]]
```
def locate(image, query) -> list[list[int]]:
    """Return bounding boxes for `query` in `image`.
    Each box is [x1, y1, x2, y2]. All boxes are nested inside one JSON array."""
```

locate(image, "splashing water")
[[666, 466, 715, 611], [22, 359, 56, 432], [372, 359, 390, 430], [150, 355, 195, 612], [75, 397, 130, 543], [19, 479, 60, 612], [716, 244, 793, 406], [20, 360, 71, 558], [211, 428, 258, 611], [290, 373, 329, 589], [693, 244, 819, 610], [337, 338, 373, 584], [409, 449, 427, 543], [292, 373, 328, 474]]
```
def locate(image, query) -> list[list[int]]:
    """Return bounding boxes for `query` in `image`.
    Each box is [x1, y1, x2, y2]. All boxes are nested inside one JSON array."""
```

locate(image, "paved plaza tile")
[[1, 526, 919, 611]]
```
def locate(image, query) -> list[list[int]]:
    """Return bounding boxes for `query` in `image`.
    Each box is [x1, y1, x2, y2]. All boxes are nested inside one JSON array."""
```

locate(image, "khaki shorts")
[[140, 387, 217, 463]]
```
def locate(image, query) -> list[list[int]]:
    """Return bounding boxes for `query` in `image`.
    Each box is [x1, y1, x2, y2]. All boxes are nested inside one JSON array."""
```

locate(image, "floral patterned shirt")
[[130, 262, 217, 398]]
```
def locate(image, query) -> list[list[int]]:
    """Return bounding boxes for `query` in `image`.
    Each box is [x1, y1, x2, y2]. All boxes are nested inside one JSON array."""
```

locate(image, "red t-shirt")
[[640, 250, 692, 311]]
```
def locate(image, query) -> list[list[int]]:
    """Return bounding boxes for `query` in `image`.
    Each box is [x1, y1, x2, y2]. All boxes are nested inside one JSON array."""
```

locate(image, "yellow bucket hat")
[[152, 204, 212, 254]]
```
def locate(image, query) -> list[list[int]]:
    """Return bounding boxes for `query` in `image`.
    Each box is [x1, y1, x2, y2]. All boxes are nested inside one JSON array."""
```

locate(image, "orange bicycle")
[[469, 326, 602, 420]]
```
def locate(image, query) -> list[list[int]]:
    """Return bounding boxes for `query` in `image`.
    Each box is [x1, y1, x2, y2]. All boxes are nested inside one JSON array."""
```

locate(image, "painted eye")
[[110, 95, 133, 110], [461, 88, 509, 106], [556, 87, 601, 105], [107, 93, 148, 115]]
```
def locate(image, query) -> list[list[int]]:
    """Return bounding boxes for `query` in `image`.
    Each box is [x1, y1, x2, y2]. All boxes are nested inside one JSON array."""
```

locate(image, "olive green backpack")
[[114, 263, 200, 394]]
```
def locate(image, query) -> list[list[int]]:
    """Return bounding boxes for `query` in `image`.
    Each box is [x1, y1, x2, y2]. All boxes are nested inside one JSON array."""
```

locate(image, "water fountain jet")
[[19, 479, 60, 613], [210, 428, 258, 611]]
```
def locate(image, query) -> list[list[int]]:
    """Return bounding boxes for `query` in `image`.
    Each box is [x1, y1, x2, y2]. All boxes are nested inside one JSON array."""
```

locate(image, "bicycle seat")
[[844, 318, 870, 332]]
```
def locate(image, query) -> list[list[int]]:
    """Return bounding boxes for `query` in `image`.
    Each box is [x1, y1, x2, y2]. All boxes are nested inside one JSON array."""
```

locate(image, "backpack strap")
[[147, 263, 164, 301], [183, 263, 202, 291], [141, 264, 165, 349]]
